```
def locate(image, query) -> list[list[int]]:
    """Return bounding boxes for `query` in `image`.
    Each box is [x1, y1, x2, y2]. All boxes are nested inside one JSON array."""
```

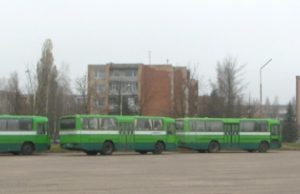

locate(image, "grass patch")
[[48, 144, 68, 153], [281, 143, 300, 150]]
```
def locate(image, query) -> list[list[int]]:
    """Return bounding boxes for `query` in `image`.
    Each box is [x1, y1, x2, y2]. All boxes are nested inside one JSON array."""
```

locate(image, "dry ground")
[[0, 151, 299, 194]]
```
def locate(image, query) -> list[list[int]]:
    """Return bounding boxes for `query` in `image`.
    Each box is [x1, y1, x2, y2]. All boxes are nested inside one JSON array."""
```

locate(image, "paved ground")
[[0, 151, 300, 194]]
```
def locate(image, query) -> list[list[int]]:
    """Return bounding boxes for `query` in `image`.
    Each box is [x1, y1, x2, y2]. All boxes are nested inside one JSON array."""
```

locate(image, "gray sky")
[[0, 0, 299, 104]]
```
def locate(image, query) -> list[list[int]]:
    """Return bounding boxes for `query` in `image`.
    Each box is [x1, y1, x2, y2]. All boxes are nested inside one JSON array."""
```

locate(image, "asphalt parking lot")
[[0, 151, 300, 194]]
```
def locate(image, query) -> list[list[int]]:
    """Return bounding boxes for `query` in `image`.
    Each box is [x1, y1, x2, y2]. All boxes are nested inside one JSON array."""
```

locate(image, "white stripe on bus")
[[239, 132, 270, 136], [134, 131, 167, 135], [176, 132, 224, 135], [176, 132, 270, 136], [0, 131, 37, 135], [60, 130, 167, 135], [59, 130, 119, 135]]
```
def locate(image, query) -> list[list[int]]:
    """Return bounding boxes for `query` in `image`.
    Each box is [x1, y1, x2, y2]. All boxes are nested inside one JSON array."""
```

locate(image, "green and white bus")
[[59, 115, 177, 155], [0, 115, 50, 155], [176, 118, 281, 153]]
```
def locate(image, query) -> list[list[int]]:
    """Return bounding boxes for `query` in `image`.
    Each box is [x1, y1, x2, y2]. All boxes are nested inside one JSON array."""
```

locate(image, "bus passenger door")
[[270, 124, 281, 149], [119, 123, 134, 150], [224, 124, 239, 148]]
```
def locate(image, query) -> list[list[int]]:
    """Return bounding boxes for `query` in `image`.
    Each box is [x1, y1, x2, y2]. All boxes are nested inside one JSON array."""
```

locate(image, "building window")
[[96, 84, 105, 93], [97, 98, 105, 108], [128, 97, 135, 107], [125, 70, 137, 77], [95, 71, 105, 79]]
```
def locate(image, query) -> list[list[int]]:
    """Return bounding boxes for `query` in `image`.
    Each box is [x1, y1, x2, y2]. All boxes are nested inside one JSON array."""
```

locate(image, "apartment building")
[[88, 63, 197, 117]]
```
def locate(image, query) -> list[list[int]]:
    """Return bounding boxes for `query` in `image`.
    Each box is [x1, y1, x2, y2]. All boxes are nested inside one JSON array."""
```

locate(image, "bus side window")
[[260, 123, 267, 132], [19, 119, 32, 131], [0, 119, 6, 131], [271, 125, 280, 136], [7, 119, 18, 131], [167, 123, 175, 134], [88, 118, 98, 130], [101, 118, 117, 130], [175, 120, 184, 132], [37, 123, 47, 135], [136, 119, 151, 131], [81, 118, 89, 129], [240, 122, 255, 132], [255, 122, 267, 132], [206, 121, 222, 132], [152, 119, 163, 131]]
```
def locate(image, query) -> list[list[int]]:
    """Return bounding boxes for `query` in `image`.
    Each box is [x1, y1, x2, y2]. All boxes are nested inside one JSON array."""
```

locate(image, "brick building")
[[87, 63, 197, 117]]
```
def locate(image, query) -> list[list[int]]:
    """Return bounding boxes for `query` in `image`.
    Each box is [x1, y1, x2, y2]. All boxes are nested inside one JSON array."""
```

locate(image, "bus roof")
[[60, 114, 135, 122], [60, 115, 175, 122], [176, 117, 280, 124]]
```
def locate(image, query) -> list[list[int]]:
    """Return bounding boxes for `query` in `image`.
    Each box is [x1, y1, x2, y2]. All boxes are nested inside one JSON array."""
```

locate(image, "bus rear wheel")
[[208, 141, 220, 153], [258, 142, 269, 153], [21, 143, 34, 155], [101, 141, 114, 155], [153, 142, 164, 155]]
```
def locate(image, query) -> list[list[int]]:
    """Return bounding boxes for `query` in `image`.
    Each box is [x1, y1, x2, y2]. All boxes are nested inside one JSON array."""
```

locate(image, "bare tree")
[[0, 77, 10, 114], [213, 56, 246, 117], [271, 96, 280, 118], [264, 98, 271, 117], [75, 75, 89, 114], [25, 65, 37, 114], [7, 72, 22, 114], [207, 88, 224, 117]]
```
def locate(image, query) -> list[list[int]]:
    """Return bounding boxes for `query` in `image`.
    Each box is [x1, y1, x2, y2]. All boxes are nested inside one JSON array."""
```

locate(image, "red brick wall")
[[140, 65, 172, 116]]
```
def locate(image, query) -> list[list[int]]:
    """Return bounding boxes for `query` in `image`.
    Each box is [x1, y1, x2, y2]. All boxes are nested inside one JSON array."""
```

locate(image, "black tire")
[[152, 142, 164, 155], [138, 151, 148, 155], [101, 141, 114, 155], [258, 142, 269, 153], [85, 151, 98, 156], [21, 143, 34, 155], [208, 141, 220, 153]]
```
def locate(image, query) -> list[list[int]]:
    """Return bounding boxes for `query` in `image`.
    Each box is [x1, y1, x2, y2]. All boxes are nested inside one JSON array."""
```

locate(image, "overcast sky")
[[0, 0, 299, 104]]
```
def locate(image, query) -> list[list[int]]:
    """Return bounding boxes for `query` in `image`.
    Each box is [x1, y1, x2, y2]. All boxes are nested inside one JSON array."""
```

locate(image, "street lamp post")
[[260, 58, 272, 116]]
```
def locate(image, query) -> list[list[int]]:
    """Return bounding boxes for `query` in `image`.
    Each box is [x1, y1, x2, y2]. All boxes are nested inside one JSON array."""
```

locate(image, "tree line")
[[0, 39, 298, 142]]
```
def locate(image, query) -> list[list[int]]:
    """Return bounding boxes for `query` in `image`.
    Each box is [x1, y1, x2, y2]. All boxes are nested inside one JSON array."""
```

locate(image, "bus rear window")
[[60, 118, 76, 130]]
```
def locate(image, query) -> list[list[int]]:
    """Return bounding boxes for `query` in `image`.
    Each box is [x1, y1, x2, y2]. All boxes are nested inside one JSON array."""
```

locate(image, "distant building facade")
[[87, 63, 197, 117]]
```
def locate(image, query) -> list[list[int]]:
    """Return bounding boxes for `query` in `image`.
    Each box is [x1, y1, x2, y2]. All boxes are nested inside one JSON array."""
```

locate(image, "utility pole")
[[260, 58, 272, 117], [25, 68, 35, 114]]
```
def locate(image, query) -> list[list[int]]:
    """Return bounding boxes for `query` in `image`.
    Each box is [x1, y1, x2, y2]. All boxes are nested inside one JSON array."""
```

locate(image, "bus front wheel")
[[101, 141, 114, 155], [258, 142, 269, 153], [153, 142, 164, 155], [208, 141, 220, 153], [21, 143, 34, 155]]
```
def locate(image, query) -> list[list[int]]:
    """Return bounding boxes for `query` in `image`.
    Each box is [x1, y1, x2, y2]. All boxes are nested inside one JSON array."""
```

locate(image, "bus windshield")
[[60, 118, 76, 130]]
